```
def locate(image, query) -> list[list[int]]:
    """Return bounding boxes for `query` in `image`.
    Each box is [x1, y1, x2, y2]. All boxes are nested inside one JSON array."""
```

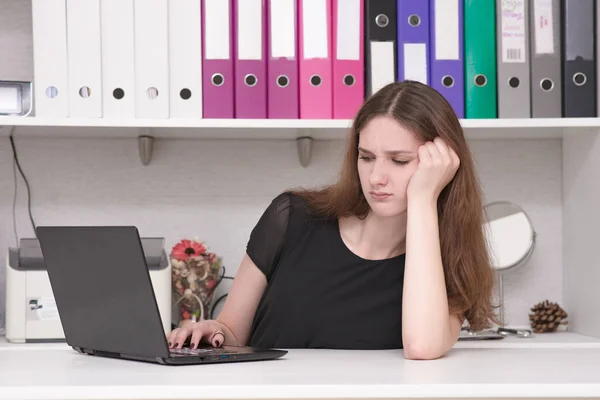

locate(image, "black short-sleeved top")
[[246, 192, 406, 350]]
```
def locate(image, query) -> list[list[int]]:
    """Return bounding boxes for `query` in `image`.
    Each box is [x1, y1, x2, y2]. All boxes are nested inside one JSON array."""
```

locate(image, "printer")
[[5, 237, 172, 343]]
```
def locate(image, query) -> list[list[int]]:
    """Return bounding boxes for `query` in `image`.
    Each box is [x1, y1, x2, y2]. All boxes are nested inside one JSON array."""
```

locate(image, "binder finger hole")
[[508, 77, 520, 88], [540, 79, 554, 92], [45, 86, 58, 99], [310, 75, 322, 87], [474, 74, 487, 87], [212, 73, 225, 87], [573, 72, 587, 87], [343, 74, 355, 86], [442, 75, 454, 88], [147, 87, 159, 99], [375, 14, 389, 28], [113, 88, 125, 100], [408, 14, 421, 27], [245, 74, 258, 87], [180, 88, 192, 100], [79, 86, 91, 98], [277, 75, 289, 88]]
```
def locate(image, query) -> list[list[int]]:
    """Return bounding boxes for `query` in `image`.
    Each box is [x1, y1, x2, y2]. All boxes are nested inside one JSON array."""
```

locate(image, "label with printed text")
[[534, 0, 554, 54], [501, 0, 526, 63], [26, 297, 60, 321]]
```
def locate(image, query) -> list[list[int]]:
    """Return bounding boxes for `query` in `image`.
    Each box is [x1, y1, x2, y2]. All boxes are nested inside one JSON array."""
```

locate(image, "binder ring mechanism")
[[408, 14, 421, 27], [540, 78, 554, 92], [442, 75, 455, 88], [244, 74, 258, 87], [573, 72, 586, 87], [508, 77, 520, 88], [211, 73, 225, 87], [375, 14, 389, 28], [147, 87, 159, 99], [113, 88, 125, 100], [180, 88, 192, 100], [79, 86, 92, 98], [474, 74, 487, 87], [276, 75, 289, 88]]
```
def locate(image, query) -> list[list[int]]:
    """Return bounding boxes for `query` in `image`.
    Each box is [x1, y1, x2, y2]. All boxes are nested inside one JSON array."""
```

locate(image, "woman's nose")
[[369, 160, 388, 186]]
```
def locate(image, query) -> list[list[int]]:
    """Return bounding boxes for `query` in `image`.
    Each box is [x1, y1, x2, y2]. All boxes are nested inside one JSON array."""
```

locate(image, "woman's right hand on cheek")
[[166, 320, 226, 349]]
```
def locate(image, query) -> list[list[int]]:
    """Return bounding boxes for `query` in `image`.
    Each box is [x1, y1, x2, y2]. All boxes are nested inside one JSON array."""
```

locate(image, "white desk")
[[1, 339, 600, 400]]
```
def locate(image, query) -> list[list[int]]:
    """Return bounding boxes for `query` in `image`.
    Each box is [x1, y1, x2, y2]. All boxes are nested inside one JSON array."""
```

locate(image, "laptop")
[[35, 225, 287, 365]]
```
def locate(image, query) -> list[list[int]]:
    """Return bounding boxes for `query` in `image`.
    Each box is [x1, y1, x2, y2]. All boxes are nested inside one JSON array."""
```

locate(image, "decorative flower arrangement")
[[170, 238, 223, 323]]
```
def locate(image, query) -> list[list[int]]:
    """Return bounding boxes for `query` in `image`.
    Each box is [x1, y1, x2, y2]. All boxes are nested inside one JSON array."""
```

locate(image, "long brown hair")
[[291, 80, 497, 331]]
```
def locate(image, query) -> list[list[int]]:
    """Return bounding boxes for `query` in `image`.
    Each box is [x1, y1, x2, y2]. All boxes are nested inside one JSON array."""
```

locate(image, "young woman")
[[167, 80, 497, 360]]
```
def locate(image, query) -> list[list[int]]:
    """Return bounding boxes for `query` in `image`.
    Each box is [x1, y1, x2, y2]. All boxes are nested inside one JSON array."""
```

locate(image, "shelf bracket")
[[296, 136, 313, 167], [138, 128, 155, 166]]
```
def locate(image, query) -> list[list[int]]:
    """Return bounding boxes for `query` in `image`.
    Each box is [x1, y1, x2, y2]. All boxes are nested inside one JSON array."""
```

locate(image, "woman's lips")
[[370, 191, 392, 201]]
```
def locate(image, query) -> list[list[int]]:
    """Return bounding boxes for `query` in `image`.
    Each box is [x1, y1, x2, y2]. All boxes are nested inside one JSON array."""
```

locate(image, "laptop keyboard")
[[169, 347, 226, 356]]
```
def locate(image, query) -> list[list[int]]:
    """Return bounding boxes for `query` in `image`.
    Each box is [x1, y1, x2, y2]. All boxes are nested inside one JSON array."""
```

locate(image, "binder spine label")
[[533, 0, 555, 55], [501, 0, 526, 63]]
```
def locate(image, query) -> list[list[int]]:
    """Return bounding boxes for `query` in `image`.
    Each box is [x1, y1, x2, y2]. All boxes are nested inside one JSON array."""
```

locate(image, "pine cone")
[[529, 300, 568, 333]]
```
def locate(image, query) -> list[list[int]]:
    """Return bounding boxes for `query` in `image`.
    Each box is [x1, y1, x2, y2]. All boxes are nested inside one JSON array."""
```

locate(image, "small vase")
[[171, 255, 221, 323]]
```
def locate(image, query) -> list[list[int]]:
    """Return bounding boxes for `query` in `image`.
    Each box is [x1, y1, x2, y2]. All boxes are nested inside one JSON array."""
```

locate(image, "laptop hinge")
[[93, 350, 121, 359], [73, 346, 97, 356]]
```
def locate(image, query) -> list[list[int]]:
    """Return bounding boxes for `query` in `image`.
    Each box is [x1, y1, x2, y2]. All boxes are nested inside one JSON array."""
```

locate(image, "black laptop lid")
[[36, 226, 169, 359]]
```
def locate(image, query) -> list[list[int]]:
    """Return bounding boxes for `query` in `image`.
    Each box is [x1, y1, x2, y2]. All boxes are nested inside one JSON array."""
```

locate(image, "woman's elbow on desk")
[[402, 315, 462, 360], [402, 342, 448, 360]]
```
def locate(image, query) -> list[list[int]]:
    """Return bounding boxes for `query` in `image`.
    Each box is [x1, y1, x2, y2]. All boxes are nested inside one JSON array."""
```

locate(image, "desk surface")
[[2, 340, 600, 400]]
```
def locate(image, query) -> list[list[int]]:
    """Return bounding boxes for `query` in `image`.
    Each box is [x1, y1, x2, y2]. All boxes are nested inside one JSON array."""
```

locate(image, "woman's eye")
[[393, 160, 410, 165], [359, 156, 373, 161]]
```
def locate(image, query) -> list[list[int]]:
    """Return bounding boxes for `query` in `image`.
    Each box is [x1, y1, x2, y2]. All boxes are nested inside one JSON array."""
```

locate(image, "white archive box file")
[[169, 0, 203, 118], [66, 0, 103, 118], [134, 0, 170, 118], [31, 0, 69, 117], [101, 0, 135, 118]]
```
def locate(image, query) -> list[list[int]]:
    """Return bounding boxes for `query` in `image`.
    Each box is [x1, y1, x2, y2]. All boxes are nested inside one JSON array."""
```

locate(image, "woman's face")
[[357, 115, 424, 218]]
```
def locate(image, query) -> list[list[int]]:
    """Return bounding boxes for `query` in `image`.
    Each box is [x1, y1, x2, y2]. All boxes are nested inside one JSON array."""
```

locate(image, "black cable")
[[210, 294, 229, 320], [205, 265, 234, 319], [9, 133, 37, 239], [205, 266, 233, 299], [12, 139, 18, 247]]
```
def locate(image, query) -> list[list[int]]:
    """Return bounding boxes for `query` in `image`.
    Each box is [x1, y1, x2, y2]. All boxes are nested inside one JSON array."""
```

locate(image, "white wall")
[[0, 135, 563, 331]]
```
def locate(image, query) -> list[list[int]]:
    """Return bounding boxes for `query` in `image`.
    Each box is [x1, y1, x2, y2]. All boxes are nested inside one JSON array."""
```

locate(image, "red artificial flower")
[[205, 277, 216, 290], [207, 252, 216, 264], [171, 239, 207, 261]]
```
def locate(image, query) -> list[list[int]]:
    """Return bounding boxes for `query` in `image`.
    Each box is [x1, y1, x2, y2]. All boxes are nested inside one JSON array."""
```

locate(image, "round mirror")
[[460, 201, 537, 340], [483, 201, 536, 272], [484, 201, 536, 336]]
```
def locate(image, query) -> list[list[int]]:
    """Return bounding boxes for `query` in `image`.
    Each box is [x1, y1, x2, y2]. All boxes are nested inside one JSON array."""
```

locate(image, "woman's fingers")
[[418, 143, 431, 166], [211, 331, 225, 348], [433, 137, 451, 165], [166, 328, 179, 348], [190, 324, 211, 349], [426, 141, 441, 164], [167, 322, 226, 349], [174, 327, 192, 349]]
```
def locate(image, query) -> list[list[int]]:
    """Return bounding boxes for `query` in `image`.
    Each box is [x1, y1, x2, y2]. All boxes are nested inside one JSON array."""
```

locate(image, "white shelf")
[[1, 116, 600, 140]]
